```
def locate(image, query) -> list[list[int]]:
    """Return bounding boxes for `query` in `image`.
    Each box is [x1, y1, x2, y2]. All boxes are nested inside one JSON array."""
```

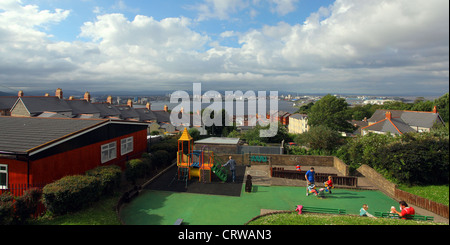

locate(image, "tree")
[[307, 94, 354, 132], [350, 104, 380, 121], [434, 93, 449, 123], [295, 125, 343, 153]]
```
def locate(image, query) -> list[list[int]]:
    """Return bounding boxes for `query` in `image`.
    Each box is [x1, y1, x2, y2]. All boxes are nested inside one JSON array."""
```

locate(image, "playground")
[[118, 128, 409, 225]]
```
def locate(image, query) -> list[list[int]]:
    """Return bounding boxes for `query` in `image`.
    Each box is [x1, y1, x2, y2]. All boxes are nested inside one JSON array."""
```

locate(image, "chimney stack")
[[146, 102, 151, 110], [18, 90, 24, 97], [164, 105, 168, 112], [84, 92, 91, 102], [55, 88, 63, 99], [69, 96, 74, 100], [433, 106, 438, 114], [386, 111, 392, 120], [127, 99, 133, 107], [106, 96, 113, 104], [45, 93, 49, 97]]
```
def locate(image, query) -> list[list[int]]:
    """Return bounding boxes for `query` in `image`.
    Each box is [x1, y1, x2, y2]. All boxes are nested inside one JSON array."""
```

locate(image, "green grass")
[[247, 212, 444, 225], [398, 185, 449, 206], [31, 194, 121, 225]]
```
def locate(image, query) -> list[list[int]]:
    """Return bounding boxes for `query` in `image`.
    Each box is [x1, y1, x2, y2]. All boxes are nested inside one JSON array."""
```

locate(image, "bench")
[[374, 212, 434, 221], [174, 219, 184, 225], [299, 206, 346, 215]]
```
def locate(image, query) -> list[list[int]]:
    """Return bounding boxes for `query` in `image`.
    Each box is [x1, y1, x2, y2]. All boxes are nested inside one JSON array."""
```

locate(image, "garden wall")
[[215, 153, 349, 176]]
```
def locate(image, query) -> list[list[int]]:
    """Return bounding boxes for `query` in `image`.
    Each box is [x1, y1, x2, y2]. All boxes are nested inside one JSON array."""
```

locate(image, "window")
[[101, 142, 117, 164], [121, 137, 134, 155], [0, 165, 7, 189]]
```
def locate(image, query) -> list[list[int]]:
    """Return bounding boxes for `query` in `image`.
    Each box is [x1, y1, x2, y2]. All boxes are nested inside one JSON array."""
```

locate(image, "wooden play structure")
[[175, 128, 228, 187]]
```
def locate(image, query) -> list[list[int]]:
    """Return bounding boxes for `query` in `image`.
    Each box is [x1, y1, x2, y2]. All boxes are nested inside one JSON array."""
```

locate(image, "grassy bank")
[[247, 212, 445, 225], [398, 185, 449, 206]]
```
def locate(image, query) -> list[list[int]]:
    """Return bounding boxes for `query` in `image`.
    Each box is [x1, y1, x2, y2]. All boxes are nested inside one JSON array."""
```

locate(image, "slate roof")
[[65, 99, 100, 115], [13, 97, 72, 115], [0, 97, 18, 110], [368, 110, 443, 128], [153, 110, 171, 123], [362, 109, 444, 135], [0, 117, 107, 154], [134, 108, 158, 121], [289, 113, 308, 120], [195, 137, 240, 145], [91, 103, 121, 118]]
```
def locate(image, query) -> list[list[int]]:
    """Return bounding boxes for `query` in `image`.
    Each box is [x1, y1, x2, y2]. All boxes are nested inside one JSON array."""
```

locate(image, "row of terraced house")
[[0, 88, 196, 196]]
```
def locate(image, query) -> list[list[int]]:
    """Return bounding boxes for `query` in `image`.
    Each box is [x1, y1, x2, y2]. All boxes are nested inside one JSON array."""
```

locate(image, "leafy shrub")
[[85, 165, 122, 195], [0, 192, 14, 225], [125, 159, 146, 184], [42, 175, 100, 215], [14, 188, 42, 224], [337, 131, 449, 185], [151, 150, 170, 168]]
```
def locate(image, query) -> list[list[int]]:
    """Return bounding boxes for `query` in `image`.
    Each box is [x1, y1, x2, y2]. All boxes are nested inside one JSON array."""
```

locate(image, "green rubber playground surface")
[[120, 185, 398, 225]]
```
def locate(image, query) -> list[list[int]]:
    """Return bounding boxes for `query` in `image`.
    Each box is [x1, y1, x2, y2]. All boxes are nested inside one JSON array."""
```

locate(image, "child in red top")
[[324, 176, 333, 194]]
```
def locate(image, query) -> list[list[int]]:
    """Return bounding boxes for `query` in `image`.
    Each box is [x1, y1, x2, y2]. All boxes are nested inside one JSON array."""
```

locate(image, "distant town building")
[[288, 113, 310, 134]]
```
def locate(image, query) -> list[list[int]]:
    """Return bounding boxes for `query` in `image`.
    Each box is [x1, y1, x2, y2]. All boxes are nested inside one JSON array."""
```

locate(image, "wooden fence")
[[395, 188, 449, 219], [270, 167, 358, 187]]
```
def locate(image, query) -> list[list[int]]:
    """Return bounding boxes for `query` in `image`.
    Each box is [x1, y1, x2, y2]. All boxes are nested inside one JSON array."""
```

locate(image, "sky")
[[0, 0, 448, 96]]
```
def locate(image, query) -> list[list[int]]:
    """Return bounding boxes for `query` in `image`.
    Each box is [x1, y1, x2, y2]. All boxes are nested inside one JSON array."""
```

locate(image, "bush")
[[125, 159, 146, 184], [14, 188, 42, 224], [42, 175, 101, 215], [85, 165, 122, 195], [337, 131, 449, 185], [0, 192, 14, 225], [151, 150, 170, 168]]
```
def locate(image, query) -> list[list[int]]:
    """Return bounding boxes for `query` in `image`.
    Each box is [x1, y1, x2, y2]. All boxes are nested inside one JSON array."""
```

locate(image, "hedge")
[[0, 192, 14, 225], [85, 165, 122, 195], [0, 188, 42, 225], [42, 175, 101, 215]]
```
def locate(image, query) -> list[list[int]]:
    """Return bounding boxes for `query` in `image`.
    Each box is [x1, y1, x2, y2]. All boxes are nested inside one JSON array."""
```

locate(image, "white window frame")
[[101, 142, 117, 164], [121, 136, 134, 156], [0, 164, 7, 189]]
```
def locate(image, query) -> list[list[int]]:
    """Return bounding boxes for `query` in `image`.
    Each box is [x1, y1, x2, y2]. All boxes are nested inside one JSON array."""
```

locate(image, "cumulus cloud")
[[269, 0, 299, 15], [0, 0, 448, 94]]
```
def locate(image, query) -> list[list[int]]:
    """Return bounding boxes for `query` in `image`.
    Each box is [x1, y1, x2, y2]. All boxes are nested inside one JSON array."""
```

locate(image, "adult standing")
[[305, 167, 316, 196], [222, 156, 237, 183]]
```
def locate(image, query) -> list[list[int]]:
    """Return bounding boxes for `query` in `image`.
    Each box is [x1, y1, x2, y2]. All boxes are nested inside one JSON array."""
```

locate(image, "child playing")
[[324, 176, 334, 194], [306, 184, 320, 196], [360, 204, 376, 218]]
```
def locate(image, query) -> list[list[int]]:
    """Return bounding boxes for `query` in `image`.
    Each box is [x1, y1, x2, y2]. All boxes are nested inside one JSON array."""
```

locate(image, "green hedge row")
[[42, 165, 122, 216]]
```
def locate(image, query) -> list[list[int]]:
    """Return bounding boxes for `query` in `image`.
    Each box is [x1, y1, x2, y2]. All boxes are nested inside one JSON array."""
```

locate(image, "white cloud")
[[191, 0, 249, 21], [0, 0, 448, 94], [269, 0, 299, 15]]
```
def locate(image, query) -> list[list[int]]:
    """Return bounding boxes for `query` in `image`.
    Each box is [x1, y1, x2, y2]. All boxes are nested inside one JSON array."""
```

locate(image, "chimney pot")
[[164, 105, 168, 112], [433, 106, 438, 114], [107, 96, 113, 104], [55, 88, 63, 99], [18, 90, 24, 97], [127, 99, 133, 107], [386, 111, 392, 120], [146, 102, 151, 110], [84, 92, 91, 102]]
